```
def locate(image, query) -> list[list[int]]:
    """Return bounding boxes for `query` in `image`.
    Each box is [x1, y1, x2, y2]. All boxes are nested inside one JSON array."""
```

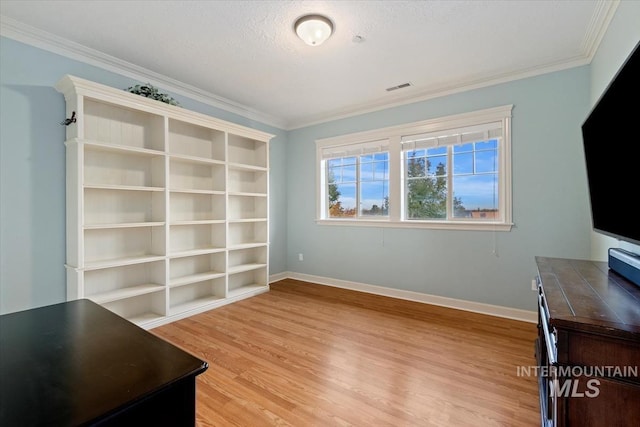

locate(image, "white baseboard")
[[268, 271, 290, 283], [270, 271, 537, 323]]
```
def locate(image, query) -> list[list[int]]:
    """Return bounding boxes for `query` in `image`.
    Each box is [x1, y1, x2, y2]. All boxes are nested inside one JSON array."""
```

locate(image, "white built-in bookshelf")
[[56, 75, 273, 329]]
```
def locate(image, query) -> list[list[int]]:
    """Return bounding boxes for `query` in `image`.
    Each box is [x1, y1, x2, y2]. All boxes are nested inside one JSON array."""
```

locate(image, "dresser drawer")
[[564, 377, 640, 425], [566, 331, 640, 382]]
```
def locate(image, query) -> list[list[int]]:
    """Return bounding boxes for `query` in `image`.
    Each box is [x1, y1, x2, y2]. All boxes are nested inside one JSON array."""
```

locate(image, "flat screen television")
[[581, 40, 640, 247]]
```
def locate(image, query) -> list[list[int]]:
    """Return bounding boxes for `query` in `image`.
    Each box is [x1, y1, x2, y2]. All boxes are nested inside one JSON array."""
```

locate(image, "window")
[[320, 140, 390, 219], [402, 121, 503, 221], [316, 105, 513, 231]]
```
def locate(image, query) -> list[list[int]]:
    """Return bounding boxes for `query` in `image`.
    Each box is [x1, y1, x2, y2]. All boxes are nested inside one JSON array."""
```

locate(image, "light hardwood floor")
[[152, 279, 539, 426]]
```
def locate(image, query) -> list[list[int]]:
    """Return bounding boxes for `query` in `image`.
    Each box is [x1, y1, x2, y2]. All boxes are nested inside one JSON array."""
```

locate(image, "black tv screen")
[[581, 40, 640, 246]]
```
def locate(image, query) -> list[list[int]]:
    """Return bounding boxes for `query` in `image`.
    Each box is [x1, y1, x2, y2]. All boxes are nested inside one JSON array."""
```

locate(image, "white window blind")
[[321, 139, 390, 160], [401, 122, 503, 151]]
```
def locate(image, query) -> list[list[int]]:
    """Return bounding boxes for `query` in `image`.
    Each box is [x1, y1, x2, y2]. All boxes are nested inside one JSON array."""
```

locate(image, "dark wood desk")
[[0, 299, 207, 426]]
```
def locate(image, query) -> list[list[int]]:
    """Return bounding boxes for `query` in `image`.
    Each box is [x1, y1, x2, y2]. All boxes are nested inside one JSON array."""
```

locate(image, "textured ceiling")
[[0, 1, 617, 129]]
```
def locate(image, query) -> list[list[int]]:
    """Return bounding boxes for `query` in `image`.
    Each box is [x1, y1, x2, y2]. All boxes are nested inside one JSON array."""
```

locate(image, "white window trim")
[[315, 105, 514, 231]]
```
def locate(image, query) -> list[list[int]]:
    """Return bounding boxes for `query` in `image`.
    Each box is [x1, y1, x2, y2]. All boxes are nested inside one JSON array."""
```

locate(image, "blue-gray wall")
[[0, 36, 287, 313], [286, 67, 591, 311], [283, 1, 640, 312], [2, 1, 639, 314]]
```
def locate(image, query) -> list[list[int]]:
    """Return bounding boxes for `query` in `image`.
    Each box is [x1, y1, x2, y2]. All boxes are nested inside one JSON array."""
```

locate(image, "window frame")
[[315, 105, 513, 231], [324, 152, 390, 219], [319, 139, 392, 221]]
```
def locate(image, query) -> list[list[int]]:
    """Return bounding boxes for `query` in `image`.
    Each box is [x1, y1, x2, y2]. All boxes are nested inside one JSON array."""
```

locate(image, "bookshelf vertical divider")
[[56, 75, 273, 329]]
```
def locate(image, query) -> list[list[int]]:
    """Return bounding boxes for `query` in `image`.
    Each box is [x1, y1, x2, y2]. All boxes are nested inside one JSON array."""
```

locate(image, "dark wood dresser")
[[535, 257, 640, 427], [0, 299, 208, 426]]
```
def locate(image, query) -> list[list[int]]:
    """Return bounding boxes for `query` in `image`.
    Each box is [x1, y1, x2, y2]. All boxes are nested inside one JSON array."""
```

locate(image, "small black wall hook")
[[61, 111, 76, 126]]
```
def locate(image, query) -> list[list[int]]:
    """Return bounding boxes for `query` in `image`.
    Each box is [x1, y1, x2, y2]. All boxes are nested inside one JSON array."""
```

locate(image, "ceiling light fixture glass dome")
[[294, 14, 333, 46]]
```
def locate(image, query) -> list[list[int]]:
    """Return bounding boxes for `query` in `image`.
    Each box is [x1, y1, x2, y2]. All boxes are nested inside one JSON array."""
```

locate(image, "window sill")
[[315, 219, 513, 231]]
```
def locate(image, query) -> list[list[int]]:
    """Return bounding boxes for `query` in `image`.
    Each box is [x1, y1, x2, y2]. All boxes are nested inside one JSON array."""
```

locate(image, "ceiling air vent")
[[386, 82, 412, 92]]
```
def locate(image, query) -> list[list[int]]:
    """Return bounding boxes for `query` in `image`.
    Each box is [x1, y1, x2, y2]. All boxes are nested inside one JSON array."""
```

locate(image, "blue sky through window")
[[452, 140, 498, 210]]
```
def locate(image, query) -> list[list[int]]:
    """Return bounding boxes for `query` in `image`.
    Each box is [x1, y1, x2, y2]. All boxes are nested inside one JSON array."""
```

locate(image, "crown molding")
[[2, 0, 618, 132], [286, 0, 619, 130], [0, 15, 288, 130], [581, 0, 620, 61], [286, 55, 591, 129]]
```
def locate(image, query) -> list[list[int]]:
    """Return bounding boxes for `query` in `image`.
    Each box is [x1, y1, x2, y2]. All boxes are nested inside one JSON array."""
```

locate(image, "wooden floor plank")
[[152, 279, 539, 426]]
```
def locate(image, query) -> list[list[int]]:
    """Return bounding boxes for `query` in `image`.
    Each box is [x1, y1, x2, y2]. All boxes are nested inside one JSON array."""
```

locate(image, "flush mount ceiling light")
[[294, 14, 333, 46]]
